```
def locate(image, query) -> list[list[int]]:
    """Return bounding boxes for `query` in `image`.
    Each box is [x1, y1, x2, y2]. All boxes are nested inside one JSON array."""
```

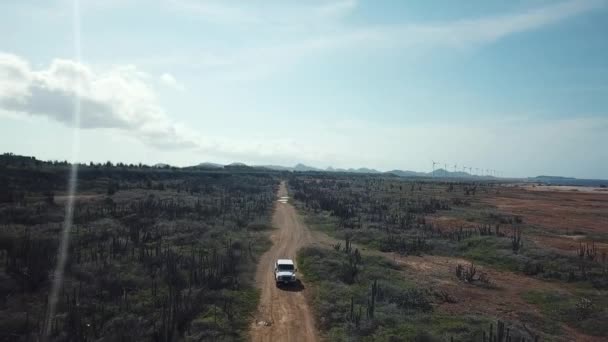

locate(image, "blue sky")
[[1, 0, 607, 178]]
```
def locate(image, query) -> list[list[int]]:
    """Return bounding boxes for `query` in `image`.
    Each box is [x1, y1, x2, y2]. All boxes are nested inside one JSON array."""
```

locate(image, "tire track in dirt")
[[249, 181, 318, 342]]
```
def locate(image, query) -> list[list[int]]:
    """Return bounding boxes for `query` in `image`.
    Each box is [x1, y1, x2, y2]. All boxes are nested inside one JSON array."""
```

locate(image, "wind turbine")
[[432, 160, 438, 177], [444, 163, 448, 177]]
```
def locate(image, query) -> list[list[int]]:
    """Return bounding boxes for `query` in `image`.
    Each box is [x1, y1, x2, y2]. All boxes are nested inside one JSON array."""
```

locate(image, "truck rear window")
[[278, 264, 294, 271]]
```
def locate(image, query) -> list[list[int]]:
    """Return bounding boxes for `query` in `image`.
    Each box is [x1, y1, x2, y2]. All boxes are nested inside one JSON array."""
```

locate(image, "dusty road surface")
[[250, 181, 318, 342]]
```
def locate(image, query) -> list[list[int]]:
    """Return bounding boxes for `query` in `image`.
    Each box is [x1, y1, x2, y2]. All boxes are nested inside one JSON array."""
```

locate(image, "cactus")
[[511, 227, 522, 254], [349, 296, 354, 321], [465, 263, 477, 282], [345, 236, 352, 254], [354, 248, 362, 264], [497, 320, 505, 342], [456, 263, 485, 284], [367, 280, 379, 319], [586, 242, 597, 261], [456, 264, 464, 280]]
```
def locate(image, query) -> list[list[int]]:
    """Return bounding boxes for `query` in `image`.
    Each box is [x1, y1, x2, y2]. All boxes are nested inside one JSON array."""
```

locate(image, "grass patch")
[[299, 246, 497, 341], [457, 236, 522, 272], [523, 288, 608, 337], [299, 209, 342, 237]]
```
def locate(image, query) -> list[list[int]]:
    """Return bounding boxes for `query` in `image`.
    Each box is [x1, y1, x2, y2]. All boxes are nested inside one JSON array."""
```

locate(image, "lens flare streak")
[[44, 0, 82, 338]]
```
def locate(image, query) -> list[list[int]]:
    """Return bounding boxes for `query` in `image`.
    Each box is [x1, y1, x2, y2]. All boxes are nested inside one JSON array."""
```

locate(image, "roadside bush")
[[523, 261, 545, 276], [299, 246, 488, 340], [523, 290, 608, 337]]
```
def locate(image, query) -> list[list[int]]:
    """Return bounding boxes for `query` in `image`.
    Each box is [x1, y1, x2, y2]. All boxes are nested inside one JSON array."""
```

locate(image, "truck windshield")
[[278, 264, 294, 271]]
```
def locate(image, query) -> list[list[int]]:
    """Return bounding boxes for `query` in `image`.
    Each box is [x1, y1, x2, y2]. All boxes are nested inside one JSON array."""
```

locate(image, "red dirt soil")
[[389, 255, 604, 341], [485, 187, 608, 235], [479, 187, 608, 257]]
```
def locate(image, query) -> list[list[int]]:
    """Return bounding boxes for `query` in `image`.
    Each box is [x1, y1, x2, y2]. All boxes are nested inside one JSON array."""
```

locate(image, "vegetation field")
[[2, 153, 607, 341], [290, 173, 608, 341], [0, 154, 280, 341]]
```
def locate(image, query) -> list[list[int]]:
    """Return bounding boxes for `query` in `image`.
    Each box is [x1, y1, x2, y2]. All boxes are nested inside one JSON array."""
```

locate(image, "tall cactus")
[[367, 279, 379, 319], [497, 320, 505, 342], [345, 236, 352, 254], [511, 227, 522, 253]]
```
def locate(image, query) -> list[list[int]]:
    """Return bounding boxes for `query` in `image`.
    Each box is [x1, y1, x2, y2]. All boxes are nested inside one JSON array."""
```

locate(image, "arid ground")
[[250, 181, 318, 342], [256, 175, 608, 341]]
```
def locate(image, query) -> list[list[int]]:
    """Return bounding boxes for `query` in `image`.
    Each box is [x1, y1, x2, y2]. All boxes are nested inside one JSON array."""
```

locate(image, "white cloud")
[[2, 1, 606, 177], [314, 0, 357, 19], [0, 52, 332, 159], [0, 52, 195, 149], [390, 0, 605, 48], [169, 0, 260, 25], [311, 0, 605, 61], [99, 0, 602, 83], [159, 72, 185, 91], [2, 50, 605, 177], [169, 0, 358, 27], [151, 0, 604, 81]]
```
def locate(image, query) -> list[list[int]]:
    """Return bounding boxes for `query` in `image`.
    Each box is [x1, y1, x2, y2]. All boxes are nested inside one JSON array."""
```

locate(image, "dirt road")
[[250, 181, 318, 342]]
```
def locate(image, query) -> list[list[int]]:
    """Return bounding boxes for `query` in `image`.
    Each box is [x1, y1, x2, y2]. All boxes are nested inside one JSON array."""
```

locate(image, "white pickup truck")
[[274, 259, 297, 286]]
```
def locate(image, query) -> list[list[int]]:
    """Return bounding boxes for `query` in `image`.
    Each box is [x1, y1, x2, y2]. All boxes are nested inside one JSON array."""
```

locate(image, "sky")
[[1, 0, 607, 178]]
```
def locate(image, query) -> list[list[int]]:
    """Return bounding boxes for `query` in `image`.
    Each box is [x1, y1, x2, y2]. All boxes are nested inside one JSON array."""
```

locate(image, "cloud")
[[159, 72, 185, 91], [152, 0, 603, 81], [102, 0, 601, 83], [169, 0, 358, 27], [0, 52, 196, 149], [2, 50, 605, 177], [390, 0, 605, 48], [314, 0, 357, 19], [169, 0, 260, 25], [309, 0, 606, 58], [0, 52, 328, 159]]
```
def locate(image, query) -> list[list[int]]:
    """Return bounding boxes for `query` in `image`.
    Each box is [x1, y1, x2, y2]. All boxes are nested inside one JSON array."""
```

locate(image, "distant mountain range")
[[192, 162, 386, 174], [100, 161, 608, 184], [153, 162, 608, 185], [192, 162, 224, 169], [187, 162, 492, 179], [2, 153, 605, 184]]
